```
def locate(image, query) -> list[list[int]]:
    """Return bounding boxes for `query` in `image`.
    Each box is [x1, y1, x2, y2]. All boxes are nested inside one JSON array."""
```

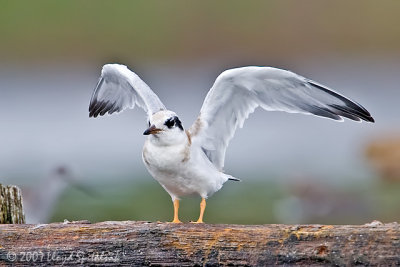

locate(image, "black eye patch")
[[164, 116, 183, 130], [174, 117, 183, 130], [164, 118, 175, 128]]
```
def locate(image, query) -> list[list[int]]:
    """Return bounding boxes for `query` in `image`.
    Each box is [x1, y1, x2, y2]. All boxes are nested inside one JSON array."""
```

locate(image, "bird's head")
[[144, 110, 185, 145]]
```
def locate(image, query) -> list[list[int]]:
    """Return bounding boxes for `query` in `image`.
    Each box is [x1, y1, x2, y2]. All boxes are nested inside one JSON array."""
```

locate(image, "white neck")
[[148, 130, 187, 147]]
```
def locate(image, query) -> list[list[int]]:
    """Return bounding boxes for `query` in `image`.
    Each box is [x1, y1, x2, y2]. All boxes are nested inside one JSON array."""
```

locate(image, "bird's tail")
[[227, 175, 241, 182]]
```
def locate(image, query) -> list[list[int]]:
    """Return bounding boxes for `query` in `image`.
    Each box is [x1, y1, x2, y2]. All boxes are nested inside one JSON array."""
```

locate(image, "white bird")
[[89, 64, 374, 223]]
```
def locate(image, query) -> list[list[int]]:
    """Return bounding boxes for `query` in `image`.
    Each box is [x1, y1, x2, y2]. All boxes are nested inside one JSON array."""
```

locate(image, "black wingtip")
[[88, 98, 115, 118], [308, 81, 375, 123]]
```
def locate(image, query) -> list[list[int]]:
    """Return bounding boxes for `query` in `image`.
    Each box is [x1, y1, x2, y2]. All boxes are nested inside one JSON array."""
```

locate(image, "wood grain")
[[0, 184, 25, 224], [0, 221, 399, 266]]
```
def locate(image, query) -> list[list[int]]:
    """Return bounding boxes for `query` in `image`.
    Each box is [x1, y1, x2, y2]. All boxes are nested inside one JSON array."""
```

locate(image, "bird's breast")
[[142, 141, 190, 172]]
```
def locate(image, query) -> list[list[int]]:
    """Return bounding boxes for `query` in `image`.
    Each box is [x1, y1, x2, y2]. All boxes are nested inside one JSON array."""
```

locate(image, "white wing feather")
[[89, 64, 165, 118], [191, 66, 374, 171]]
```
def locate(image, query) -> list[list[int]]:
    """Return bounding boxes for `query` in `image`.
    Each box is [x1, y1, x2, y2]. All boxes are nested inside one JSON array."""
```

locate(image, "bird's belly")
[[155, 171, 202, 197], [142, 143, 225, 198], [144, 155, 198, 197]]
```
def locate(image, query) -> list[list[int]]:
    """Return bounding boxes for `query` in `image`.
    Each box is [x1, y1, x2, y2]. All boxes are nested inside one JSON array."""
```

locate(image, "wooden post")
[[0, 184, 25, 224], [0, 221, 399, 265]]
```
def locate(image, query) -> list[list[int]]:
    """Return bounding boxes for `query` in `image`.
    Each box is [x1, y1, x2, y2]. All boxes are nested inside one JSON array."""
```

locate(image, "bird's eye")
[[174, 117, 183, 130], [148, 121, 151, 127], [164, 118, 175, 128]]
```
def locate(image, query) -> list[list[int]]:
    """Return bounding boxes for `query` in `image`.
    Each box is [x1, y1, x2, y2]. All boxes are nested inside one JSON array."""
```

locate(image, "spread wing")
[[89, 64, 166, 118], [190, 66, 374, 171]]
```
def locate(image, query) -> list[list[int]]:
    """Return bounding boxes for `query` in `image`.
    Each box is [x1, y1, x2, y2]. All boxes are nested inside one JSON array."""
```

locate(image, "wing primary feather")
[[89, 99, 100, 118], [108, 103, 119, 114], [300, 104, 342, 121], [88, 64, 166, 118], [328, 105, 361, 122], [329, 104, 371, 122], [89, 100, 96, 117], [307, 80, 374, 122], [92, 101, 108, 118], [99, 102, 114, 116], [89, 78, 104, 116]]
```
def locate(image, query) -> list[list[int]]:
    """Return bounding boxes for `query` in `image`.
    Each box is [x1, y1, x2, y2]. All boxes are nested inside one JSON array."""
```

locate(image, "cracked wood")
[[0, 221, 399, 266]]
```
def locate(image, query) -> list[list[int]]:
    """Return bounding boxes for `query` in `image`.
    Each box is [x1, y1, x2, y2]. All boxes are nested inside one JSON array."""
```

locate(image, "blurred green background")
[[2, 1, 400, 63], [1, 1, 400, 225]]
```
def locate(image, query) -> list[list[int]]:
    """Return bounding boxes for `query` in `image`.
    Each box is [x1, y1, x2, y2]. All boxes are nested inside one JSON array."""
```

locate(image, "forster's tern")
[[89, 64, 374, 223]]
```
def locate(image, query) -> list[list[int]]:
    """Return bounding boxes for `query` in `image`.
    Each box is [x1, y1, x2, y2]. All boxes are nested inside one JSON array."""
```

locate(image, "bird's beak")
[[143, 125, 162, 135]]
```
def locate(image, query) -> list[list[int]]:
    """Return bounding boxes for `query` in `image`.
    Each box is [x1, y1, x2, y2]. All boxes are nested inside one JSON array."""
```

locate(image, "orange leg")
[[171, 199, 182, 223], [194, 198, 206, 223]]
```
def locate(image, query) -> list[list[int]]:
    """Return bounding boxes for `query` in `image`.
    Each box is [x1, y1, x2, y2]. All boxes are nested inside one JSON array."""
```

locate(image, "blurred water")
[[0, 58, 398, 186]]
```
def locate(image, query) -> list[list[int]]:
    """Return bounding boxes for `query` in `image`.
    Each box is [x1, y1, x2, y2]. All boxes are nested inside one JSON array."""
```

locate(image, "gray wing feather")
[[191, 66, 374, 171], [89, 64, 165, 118]]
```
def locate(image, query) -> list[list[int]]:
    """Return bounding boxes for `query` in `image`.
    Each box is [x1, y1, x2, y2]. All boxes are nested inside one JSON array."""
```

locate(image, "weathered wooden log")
[[0, 184, 25, 224], [0, 221, 399, 266]]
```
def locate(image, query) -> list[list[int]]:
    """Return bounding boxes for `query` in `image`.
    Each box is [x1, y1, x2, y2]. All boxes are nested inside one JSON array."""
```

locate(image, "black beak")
[[143, 125, 162, 135]]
